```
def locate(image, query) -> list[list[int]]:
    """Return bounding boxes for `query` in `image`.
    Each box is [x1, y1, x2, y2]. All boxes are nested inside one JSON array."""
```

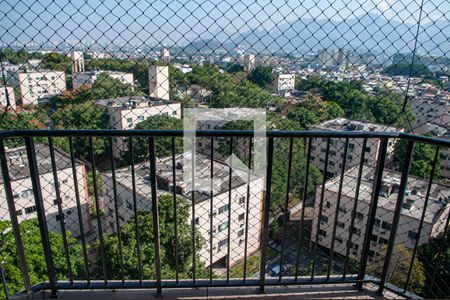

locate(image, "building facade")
[[13, 70, 66, 105], [95, 96, 181, 158], [310, 118, 400, 176], [101, 153, 264, 267], [0, 85, 16, 110], [244, 54, 256, 72], [72, 70, 135, 90], [149, 65, 170, 100], [310, 165, 450, 261], [273, 73, 296, 91], [0, 143, 91, 238]]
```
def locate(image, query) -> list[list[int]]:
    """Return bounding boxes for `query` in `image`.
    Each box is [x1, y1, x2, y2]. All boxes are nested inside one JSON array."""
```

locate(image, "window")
[[218, 238, 228, 249], [350, 242, 359, 250], [378, 237, 388, 245], [355, 212, 364, 221], [53, 199, 60, 205], [337, 221, 345, 229], [319, 229, 327, 237], [352, 227, 361, 236], [374, 218, 381, 227], [126, 200, 133, 210], [172, 111, 177, 115], [16, 209, 23, 216], [218, 221, 229, 232], [320, 215, 328, 223], [349, 143, 355, 149], [334, 236, 343, 244], [21, 188, 33, 198], [382, 221, 392, 230], [371, 234, 378, 242], [194, 217, 200, 225], [56, 214, 64, 221], [138, 116, 145, 121], [365, 147, 371, 153], [326, 201, 331, 208], [25, 205, 37, 214], [218, 204, 229, 214], [162, 112, 169, 116], [408, 231, 418, 240], [238, 229, 244, 237], [127, 117, 133, 123], [368, 250, 375, 257], [239, 196, 246, 205], [338, 206, 347, 213], [238, 213, 245, 221]]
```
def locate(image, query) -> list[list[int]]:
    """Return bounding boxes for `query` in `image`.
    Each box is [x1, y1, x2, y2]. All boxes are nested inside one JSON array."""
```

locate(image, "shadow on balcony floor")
[[33, 283, 404, 299]]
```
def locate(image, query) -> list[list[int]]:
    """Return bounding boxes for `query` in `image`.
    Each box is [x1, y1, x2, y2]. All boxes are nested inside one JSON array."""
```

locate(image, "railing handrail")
[[0, 129, 448, 147]]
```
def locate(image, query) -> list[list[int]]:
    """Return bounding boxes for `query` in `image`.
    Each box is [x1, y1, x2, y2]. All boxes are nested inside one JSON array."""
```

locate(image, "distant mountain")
[[186, 13, 449, 56]]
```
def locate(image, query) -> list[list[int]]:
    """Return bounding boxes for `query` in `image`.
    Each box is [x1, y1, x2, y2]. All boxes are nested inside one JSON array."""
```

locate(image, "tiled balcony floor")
[[32, 283, 405, 299]]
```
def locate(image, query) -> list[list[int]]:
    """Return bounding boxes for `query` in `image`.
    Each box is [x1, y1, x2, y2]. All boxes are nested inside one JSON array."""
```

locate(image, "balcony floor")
[[32, 283, 404, 299]]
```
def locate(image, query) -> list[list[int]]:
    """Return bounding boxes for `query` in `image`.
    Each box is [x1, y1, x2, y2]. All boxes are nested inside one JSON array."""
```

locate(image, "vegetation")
[[96, 194, 205, 279], [367, 244, 426, 294], [248, 66, 274, 88], [0, 219, 84, 298], [383, 62, 433, 78]]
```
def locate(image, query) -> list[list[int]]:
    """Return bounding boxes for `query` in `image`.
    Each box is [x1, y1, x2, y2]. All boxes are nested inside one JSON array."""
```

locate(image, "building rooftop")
[[106, 153, 260, 204], [313, 118, 399, 132], [95, 96, 179, 109], [325, 165, 450, 223], [1, 143, 82, 184]]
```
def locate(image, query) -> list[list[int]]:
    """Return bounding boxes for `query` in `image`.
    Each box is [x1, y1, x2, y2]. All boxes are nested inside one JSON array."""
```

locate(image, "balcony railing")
[[0, 129, 449, 299]]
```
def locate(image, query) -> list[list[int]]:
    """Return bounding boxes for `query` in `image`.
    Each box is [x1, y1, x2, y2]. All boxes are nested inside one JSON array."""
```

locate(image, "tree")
[[124, 115, 183, 162], [287, 107, 320, 129], [51, 102, 109, 157], [383, 62, 433, 78], [0, 112, 47, 148], [367, 244, 426, 294], [248, 66, 274, 88], [90, 73, 142, 99], [41, 52, 71, 71], [96, 194, 205, 279], [393, 137, 441, 179], [418, 230, 450, 298], [0, 219, 84, 298]]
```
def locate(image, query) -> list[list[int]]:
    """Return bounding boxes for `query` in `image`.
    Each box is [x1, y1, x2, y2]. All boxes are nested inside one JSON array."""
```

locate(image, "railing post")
[[377, 141, 414, 295], [356, 138, 389, 290], [259, 137, 274, 293], [25, 137, 57, 297], [148, 137, 162, 296], [0, 140, 32, 297], [1, 262, 9, 299]]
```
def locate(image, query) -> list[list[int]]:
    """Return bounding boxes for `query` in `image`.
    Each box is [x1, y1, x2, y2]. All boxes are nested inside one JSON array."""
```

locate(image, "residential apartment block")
[[11, 70, 66, 105], [244, 54, 256, 72], [311, 165, 450, 260], [101, 153, 264, 266], [95, 96, 181, 158], [273, 73, 296, 91], [0, 143, 91, 237], [149, 65, 170, 100], [72, 70, 135, 90], [310, 118, 400, 176], [0, 85, 16, 110]]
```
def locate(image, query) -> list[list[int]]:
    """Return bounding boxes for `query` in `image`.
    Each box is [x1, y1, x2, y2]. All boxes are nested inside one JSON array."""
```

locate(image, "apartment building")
[[317, 49, 351, 68], [311, 165, 450, 260], [149, 65, 170, 100], [161, 48, 170, 62], [11, 70, 66, 105], [310, 118, 400, 176], [72, 70, 135, 90], [0, 143, 91, 237], [410, 96, 450, 129], [95, 96, 181, 158], [273, 73, 296, 91], [244, 54, 256, 72], [0, 85, 16, 110], [101, 153, 264, 266]]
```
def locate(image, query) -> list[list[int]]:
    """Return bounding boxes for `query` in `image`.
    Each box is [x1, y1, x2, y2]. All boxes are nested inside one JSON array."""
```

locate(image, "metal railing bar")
[[226, 137, 233, 283], [0, 140, 32, 296], [128, 137, 143, 284], [377, 140, 415, 295], [327, 138, 349, 280], [278, 138, 294, 282], [356, 138, 389, 290], [209, 137, 214, 283], [403, 146, 440, 292], [88, 136, 107, 283], [108, 137, 125, 284], [148, 137, 162, 296], [68, 137, 90, 283], [171, 137, 180, 284], [342, 138, 367, 279], [311, 137, 331, 281], [243, 138, 253, 282], [295, 137, 311, 281], [25, 137, 57, 297], [190, 136, 196, 284], [48, 137, 73, 285], [258, 137, 274, 293]]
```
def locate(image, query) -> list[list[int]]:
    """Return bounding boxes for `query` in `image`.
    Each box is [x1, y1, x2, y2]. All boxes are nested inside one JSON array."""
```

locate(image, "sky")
[[0, 0, 448, 47]]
